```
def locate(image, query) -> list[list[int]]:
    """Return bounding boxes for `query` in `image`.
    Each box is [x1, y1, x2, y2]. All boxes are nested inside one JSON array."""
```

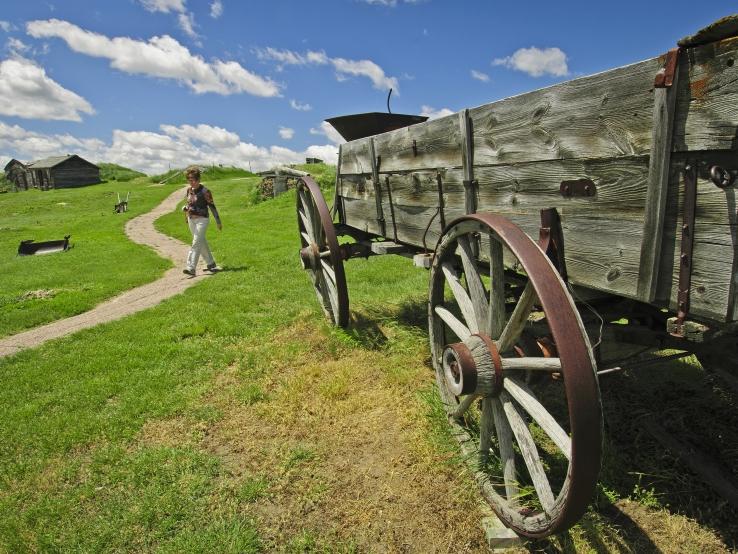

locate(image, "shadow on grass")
[[344, 310, 388, 350], [527, 500, 662, 553]]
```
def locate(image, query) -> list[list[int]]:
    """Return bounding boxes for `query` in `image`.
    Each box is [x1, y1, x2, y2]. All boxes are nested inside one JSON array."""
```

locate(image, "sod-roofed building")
[[3, 159, 29, 190], [24, 155, 100, 189]]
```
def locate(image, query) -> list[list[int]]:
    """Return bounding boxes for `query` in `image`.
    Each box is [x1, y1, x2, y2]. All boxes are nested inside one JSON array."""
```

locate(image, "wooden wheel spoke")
[[504, 377, 571, 460], [442, 261, 479, 333], [300, 231, 311, 244], [453, 394, 478, 419], [479, 397, 494, 462], [457, 236, 489, 333], [434, 305, 471, 341], [319, 261, 339, 316], [491, 397, 519, 503], [320, 259, 337, 286], [501, 390, 556, 514], [488, 235, 506, 339], [501, 357, 562, 372], [496, 283, 537, 353], [298, 208, 314, 241]]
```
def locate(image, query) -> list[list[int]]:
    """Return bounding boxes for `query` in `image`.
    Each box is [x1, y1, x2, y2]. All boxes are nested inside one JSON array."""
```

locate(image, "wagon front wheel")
[[296, 177, 349, 327], [429, 214, 602, 538]]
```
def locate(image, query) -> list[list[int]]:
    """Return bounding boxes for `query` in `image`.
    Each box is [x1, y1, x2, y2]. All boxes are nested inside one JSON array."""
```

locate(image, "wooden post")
[[459, 109, 477, 215], [637, 49, 680, 302], [369, 138, 386, 237]]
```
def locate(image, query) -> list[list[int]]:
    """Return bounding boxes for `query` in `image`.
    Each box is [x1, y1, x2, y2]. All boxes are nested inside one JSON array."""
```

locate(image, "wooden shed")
[[24, 155, 100, 190], [3, 159, 29, 190]]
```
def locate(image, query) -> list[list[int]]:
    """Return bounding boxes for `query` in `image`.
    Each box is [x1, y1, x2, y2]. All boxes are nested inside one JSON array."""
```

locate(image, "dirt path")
[[0, 187, 213, 358]]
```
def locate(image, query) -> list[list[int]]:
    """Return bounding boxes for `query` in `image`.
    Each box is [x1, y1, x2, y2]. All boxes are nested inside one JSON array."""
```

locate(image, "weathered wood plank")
[[637, 52, 681, 302], [372, 114, 462, 173], [471, 58, 658, 165], [339, 137, 373, 175], [673, 36, 738, 152]]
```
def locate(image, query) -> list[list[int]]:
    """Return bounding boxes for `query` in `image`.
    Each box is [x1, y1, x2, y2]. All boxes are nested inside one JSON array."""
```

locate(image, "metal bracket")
[[538, 208, 568, 282], [560, 179, 596, 197], [672, 162, 698, 337], [654, 48, 680, 88]]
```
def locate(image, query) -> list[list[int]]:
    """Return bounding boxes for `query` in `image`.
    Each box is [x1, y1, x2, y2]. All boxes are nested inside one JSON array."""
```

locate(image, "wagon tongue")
[[325, 112, 428, 141]]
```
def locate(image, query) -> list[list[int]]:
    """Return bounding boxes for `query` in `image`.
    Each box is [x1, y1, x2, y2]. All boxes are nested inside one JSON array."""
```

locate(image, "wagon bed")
[[336, 18, 738, 325]]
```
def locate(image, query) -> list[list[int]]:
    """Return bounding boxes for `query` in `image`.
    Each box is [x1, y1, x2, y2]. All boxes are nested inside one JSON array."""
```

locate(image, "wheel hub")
[[443, 333, 504, 397], [299, 242, 321, 270]]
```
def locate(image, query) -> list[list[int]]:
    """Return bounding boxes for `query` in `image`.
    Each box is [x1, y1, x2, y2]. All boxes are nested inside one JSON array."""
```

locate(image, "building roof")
[[3, 159, 25, 171], [26, 154, 98, 170]]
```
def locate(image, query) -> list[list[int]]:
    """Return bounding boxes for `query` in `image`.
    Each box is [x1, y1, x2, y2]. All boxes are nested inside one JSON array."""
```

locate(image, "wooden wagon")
[[296, 16, 738, 538]]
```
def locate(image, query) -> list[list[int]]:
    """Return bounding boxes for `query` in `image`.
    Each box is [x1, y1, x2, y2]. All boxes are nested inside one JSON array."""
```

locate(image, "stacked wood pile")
[[336, 21, 738, 324], [259, 166, 310, 198]]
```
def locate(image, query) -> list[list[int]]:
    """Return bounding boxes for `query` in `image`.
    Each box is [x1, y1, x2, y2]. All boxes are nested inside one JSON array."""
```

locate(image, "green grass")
[[0, 169, 735, 552], [97, 163, 146, 182], [0, 178, 181, 338], [0, 173, 430, 551], [150, 165, 254, 185]]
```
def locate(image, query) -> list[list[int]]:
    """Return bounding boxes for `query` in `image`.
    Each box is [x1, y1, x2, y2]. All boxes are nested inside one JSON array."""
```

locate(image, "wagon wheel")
[[297, 177, 349, 327], [429, 214, 602, 538]]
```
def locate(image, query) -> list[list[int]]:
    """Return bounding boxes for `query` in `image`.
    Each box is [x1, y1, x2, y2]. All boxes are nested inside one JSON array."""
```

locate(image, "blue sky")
[[0, 1, 735, 174]]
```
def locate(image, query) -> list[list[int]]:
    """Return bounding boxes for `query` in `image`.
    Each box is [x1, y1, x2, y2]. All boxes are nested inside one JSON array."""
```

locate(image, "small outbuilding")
[[24, 155, 100, 190], [3, 159, 29, 190]]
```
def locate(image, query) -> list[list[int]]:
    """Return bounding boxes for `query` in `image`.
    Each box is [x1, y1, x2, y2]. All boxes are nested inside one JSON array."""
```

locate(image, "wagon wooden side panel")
[[335, 34, 738, 323]]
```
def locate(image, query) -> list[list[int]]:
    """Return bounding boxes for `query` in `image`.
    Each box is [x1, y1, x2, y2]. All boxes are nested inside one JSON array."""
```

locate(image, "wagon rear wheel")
[[429, 214, 602, 538], [297, 177, 349, 327]]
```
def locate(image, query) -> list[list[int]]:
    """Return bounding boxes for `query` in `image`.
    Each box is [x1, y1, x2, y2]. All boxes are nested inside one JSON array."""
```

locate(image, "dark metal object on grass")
[[18, 235, 71, 256]]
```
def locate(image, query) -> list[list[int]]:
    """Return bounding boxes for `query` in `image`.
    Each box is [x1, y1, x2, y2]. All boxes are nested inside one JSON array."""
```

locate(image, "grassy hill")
[[98, 163, 146, 182], [150, 166, 254, 186]]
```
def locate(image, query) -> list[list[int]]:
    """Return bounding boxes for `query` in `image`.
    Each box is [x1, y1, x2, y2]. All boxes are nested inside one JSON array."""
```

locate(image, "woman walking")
[[182, 166, 222, 276]]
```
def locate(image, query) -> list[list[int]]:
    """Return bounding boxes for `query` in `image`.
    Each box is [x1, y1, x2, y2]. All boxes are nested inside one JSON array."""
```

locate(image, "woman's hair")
[[185, 166, 201, 180]]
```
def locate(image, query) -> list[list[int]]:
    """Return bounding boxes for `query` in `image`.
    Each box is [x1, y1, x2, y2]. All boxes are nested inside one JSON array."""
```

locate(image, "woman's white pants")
[[186, 216, 215, 271]]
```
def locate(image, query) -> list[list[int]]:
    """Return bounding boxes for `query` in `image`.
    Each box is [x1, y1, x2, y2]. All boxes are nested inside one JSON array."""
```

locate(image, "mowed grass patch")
[[0, 179, 176, 337], [2, 171, 736, 551], [0, 177, 447, 550]]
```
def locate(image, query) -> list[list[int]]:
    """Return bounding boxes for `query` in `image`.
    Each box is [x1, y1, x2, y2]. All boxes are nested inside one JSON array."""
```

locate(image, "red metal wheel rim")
[[429, 213, 602, 538], [297, 177, 349, 328]]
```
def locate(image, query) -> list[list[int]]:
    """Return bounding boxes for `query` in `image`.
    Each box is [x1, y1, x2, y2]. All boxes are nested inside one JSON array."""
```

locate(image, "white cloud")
[[0, 21, 16, 33], [361, 0, 427, 5], [210, 1, 223, 18], [7, 37, 30, 55], [0, 57, 94, 121], [493, 46, 568, 77], [278, 126, 294, 140], [256, 46, 398, 92], [177, 12, 198, 40], [0, 121, 107, 164], [159, 123, 240, 147], [0, 121, 338, 174], [138, 1, 198, 40], [470, 69, 489, 82], [26, 19, 280, 97], [139, 0, 186, 12], [290, 99, 312, 111], [420, 105, 454, 120], [310, 121, 346, 145]]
